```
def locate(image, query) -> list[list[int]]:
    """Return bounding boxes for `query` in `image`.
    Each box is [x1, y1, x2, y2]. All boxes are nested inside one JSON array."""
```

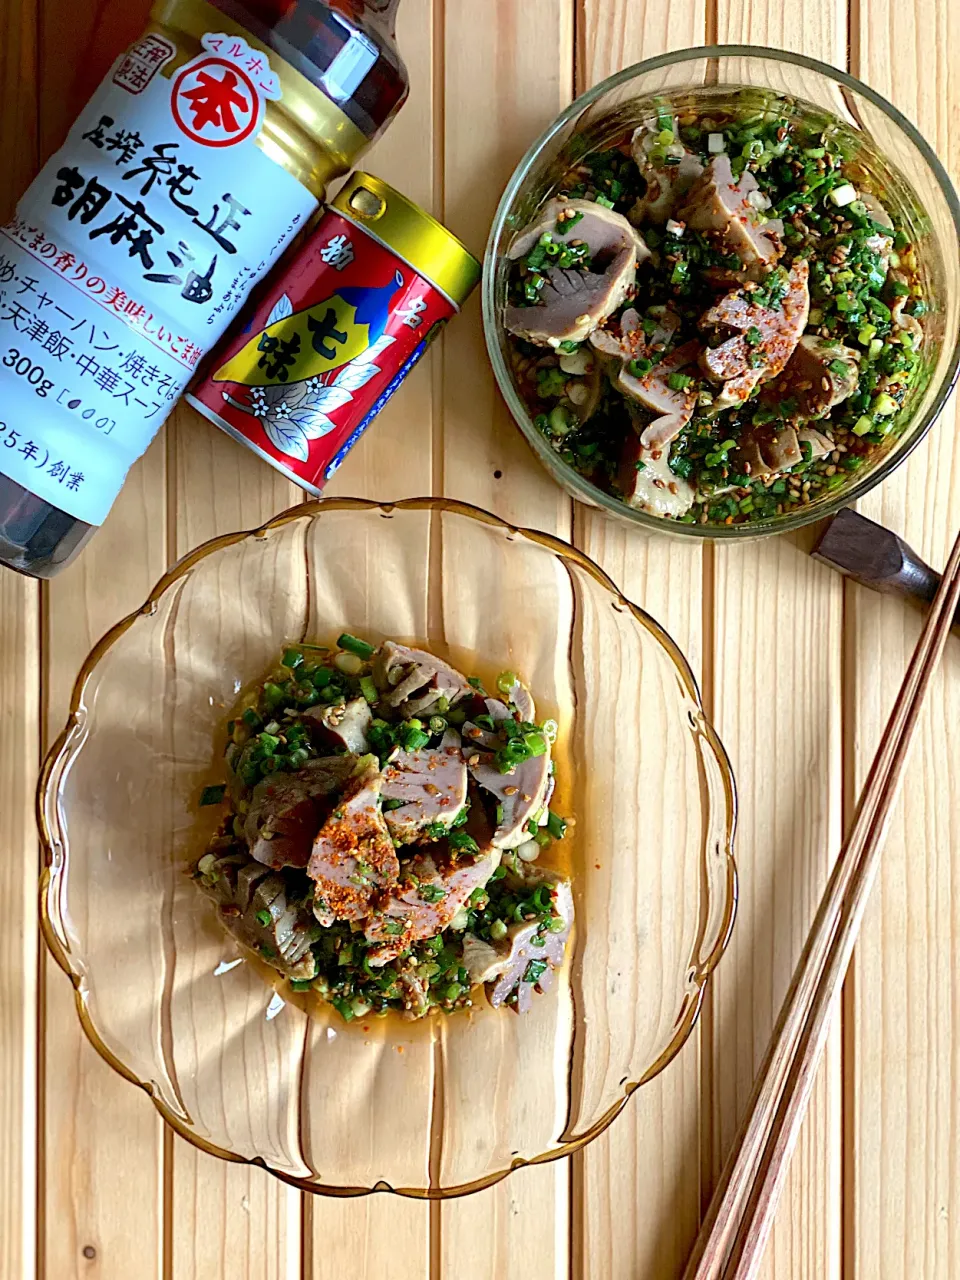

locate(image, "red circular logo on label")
[[171, 55, 260, 148]]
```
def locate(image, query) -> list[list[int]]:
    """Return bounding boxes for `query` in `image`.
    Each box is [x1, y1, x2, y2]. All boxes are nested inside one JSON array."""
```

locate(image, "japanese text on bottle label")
[[0, 31, 318, 526]]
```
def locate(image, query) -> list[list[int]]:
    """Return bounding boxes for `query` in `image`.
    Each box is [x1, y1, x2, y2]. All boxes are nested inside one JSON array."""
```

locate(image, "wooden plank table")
[[1, 1, 957, 1276]]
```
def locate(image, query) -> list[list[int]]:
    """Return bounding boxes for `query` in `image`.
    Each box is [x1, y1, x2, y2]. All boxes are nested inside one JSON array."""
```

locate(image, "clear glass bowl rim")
[[36, 495, 738, 1198], [482, 43, 960, 539]]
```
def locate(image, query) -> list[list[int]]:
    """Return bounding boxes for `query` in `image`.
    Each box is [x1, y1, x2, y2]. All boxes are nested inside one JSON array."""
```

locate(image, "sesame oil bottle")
[[0, 0, 406, 577]]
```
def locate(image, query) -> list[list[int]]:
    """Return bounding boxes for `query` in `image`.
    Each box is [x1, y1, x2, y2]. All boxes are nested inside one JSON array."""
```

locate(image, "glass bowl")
[[483, 46, 960, 539], [38, 498, 736, 1196]]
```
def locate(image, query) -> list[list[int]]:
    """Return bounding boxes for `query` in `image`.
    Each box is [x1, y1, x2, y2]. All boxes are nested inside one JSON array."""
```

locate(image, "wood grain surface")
[[0, 1, 957, 1277]]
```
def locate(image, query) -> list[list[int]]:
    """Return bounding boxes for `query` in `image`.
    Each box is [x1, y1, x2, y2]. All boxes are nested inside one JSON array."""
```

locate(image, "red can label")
[[188, 209, 455, 491]]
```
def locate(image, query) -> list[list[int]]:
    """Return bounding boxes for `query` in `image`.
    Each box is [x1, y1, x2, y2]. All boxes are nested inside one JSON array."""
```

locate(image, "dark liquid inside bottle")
[[213, 0, 408, 141], [0, 478, 95, 579], [0, 0, 407, 580]]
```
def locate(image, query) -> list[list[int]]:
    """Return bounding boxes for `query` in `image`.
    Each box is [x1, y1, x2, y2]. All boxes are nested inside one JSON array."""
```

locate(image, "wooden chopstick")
[[683, 523, 960, 1280]]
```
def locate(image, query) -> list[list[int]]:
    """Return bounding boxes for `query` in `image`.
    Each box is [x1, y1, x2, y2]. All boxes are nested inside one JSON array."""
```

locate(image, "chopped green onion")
[[829, 182, 858, 207], [337, 632, 375, 660], [281, 647, 303, 669], [541, 718, 558, 743], [242, 708, 262, 729], [419, 884, 446, 903], [872, 392, 898, 416], [262, 681, 287, 710], [594, 194, 615, 208], [496, 739, 533, 773], [546, 810, 568, 840], [852, 415, 874, 436], [256, 909, 272, 927], [490, 918, 508, 942], [523, 960, 548, 984], [548, 404, 573, 436], [745, 326, 762, 347], [199, 784, 226, 806], [828, 359, 851, 378], [627, 357, 653, 378], [400, 723, 430, 751], [429, 715, 448, 733], [289, 978, 314, 992], [359, 675, 378, 704], [448, 831, 480, 855], [497, 671, 518, 694], [332, 997, 355, 1022]]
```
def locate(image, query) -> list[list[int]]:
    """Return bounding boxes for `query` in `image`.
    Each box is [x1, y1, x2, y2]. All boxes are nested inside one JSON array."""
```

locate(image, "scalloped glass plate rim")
[[37, 495, 738, 1199]]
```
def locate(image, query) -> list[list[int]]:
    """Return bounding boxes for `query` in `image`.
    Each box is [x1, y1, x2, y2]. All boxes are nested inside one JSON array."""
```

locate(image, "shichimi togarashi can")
[[187, 171, 481, 491]]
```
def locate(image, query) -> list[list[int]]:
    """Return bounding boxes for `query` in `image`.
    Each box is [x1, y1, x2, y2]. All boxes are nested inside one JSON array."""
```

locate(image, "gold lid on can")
[[332, 173, 481, 308]]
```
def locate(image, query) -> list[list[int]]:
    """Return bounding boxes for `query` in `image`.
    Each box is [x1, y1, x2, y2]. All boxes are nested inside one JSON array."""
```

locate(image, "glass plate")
[[38, 498, 737, 1196]]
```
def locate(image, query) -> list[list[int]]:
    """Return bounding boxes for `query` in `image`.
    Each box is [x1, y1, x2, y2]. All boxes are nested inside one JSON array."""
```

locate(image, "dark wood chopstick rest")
[[812, 508, 958, 627]]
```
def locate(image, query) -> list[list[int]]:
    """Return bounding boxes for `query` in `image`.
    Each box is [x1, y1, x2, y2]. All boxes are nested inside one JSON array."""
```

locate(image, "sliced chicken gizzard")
[[304, 696, 371, 752], [304, 696, 372, 754], [196, 852, 317, 980], [731, 423, 803, 479], [763, 335, 859, 419], [363, 843, 502, 965], [507, 197, 650, 265], [465, 742, 552, 850], [628, 118, 705, 224], [380, 729, 468, 844], [699, 260, 810, 412], [590, 308, 700, 449], [463, 693, 530, 751], [504, 198, 650, 347], [487, 869, 575, 1013], [617, 431, 696, 518], [677, 154, 785, 280], [503, 680, 536, 723], [373, 641, 472, 718], [732, 421, 834, 483], [243, 755, 359, 870], [307, 759, 399, 926], [461, 933, 508, 986], [798, 427, 835, 461]]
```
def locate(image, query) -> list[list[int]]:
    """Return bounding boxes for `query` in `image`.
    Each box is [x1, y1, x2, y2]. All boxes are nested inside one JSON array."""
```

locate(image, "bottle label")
[[0, 31, 319, 526]]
